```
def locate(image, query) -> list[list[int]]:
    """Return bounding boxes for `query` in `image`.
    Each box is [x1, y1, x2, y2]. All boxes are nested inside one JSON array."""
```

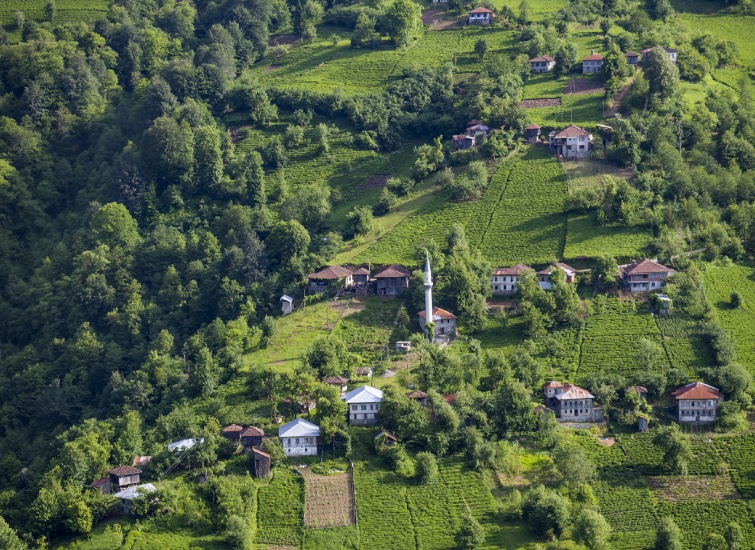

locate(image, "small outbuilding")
[[625, 51, 640, 65], [407, 390, 428, 406], [395, 341, 412, 353], [251, 447, 271, 478], [280, 295, 294, 315], [107, 466, 142, 493], [307, 266, 354, 294], [625, 386, 649, 400], [524, 123, 541, 143], [657, 294, 672, 315], [221, 424, 245, 441], [240, 426, 265, 449], [356, 367, 373, 378], [453, 134, 476, 150], [375, 431, 398, 448], [168, 438, 202, 453], [325, 375, 350, 394], [91, 477, 110, 495]]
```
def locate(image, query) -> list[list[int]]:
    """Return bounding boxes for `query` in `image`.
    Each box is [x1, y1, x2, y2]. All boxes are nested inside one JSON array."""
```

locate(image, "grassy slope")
[[0, 0, 108, 25], [704, 263, 755, 374]]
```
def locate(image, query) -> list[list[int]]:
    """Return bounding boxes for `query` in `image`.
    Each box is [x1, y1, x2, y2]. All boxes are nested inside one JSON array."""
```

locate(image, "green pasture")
[[490, 0, 568, 22], [564, 212, 651, 261], [358, 146, 569, 265], [525, 91, 605, 126], [0, 0, 108, 26], [704, 263, 755, 374], [676, 13, 755, 68]]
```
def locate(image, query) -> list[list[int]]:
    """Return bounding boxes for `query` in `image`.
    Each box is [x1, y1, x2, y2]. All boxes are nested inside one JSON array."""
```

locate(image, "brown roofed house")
[[549, 125, 593, 159], [221, 424, 244, 441], [468, 6, 494, 25], [107, 466, 142, 493], [251, 447, 271, 478], [528, 55, 556, 73], [619, 258, 676, 293], [375, 264, 411, 296], [672, 382, 723, 424], [325, 375, 350, 394], [418, 307, 457, 339], [536, 262, 577, 290], [91, 476, 111, 495], [240, 426, 265, 449], [524, 123, 542, 143], [407, 390, 428, 406], [543, 381, 597, 422], [307, 265, 354, 294], [582, 50, 604, 73]]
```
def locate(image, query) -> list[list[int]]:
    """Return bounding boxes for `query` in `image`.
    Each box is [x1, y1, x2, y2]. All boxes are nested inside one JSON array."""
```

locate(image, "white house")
[[672, 382, 723, 424], [468, 7, 494, 25], [619, 258, 676, 293], [582, 51, 604, 73], [491, 264, 532, 295], [113, 483, 157, 514], [544, 381, 597, 422], [549, 125, 593, 159], [342, 385, 383, 426], [278, 418, 321, 456], [528, 55, 555, 73], [466, 123, 490, 138]]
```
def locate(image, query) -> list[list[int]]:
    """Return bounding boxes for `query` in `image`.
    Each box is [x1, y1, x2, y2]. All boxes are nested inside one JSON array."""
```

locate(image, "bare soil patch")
[[521, 98, 561, 108], [432, 18, 463, 30], [422, 7, 444, 24], [298, 468, 355, 528], [269, 34, 299, 47], [648, 475, 739, 502], [264, 64, 282, 74], [597, 436, 615, 447], [360, 174, 391, 189], [564, 78, 604, 95]]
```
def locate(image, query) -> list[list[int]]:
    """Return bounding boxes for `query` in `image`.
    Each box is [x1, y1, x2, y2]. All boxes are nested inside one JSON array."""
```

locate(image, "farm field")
[[0, 0, 108, 26], [299, 468, 355, 528], [704, 263, 755, 374], [654, 313, 713, 376], [565, 212, 651, 261], [358, 146, 569, 265], [255, 468, 305, 547]]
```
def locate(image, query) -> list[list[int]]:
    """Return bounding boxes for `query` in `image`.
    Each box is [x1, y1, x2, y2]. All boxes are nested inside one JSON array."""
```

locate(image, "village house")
[[107, 466, 142, 494], [453, 134, 476, 150], [240, 426, 265, 449], [524, 123, 542, 143], [468, 7, 494, 25], [536, 262, 577, 290], [251, 447, 271, 478], [582, 51, 604, 73], [355, 366, 373, 378], [220, 424, 244, 441], [407, 390, 428, 406], [307, 265, 353, 294], [625, 51, 640, 65], [395, 341, 412, 353], [280, 294, 294, 315], [673, 381, 723, 424], [619, 258, 676, 293], [351, 266, 371, 294], [91, 477, 110, 494], [491, 264, 532, 295], [113, 483, 157, 515], [375, 431, 398, 448], [466, 123, 490, 138], [375, 264, 411, 296], [625, 386, 649, 400], [543, 381, 597, 422], [549, 125, 593, 159], [641, 46, 677, 63], [342, 385, 384, 426], [325, 375, 350, 395], [279, 418, 321, 456], [419, 307, 457, 339], [528, 55, 556, 73]]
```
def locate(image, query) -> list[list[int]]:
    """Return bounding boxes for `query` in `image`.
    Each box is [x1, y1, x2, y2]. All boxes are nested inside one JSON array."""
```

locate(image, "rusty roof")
[[554, 125, 591, 138], [107, 465, 142, 476], [528, 55, 555, 63], [493, 263, 532, 276], [251, 447, 271, 458], [621, 258, 675, 275], [375, 265, 411, 278], [221, 424, 244, 433], [583, 53, 604, 61], [525, 123, 542, 130], [241, 426, 265, 437], [407, 390, 428, 399], [418, 306, 457, 320], [555, 384, 594, 400], [307, 265, 352, 280], [325, 375, 350, 385], [672, 382, 721, 400], [544, 380, 563, 389], [469, 7, 494, 13]]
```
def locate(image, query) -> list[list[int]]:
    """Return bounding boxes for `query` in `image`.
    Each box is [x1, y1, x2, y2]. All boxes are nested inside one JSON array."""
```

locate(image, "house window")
[[352, 404, 357, 411], [361, 404, 367, 410], [295, 438, 299, 444], [494, 285, 499, 290]]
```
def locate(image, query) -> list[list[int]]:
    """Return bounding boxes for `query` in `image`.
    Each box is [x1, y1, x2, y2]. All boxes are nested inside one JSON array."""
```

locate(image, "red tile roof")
[[444, 393, 458, 404], [525, 123, 542, 130], [251, 447, 271, 458], [544, 380, 563, 389], [308, 265, 352, 280], [672, 382, 721, 401], [469, 7, 494, 13], [107, 465, 142, 476], [351, 267, 370, 275], [554, 124, 591, 138], [240, 426, 265, 437], [583, 53, 604, 61], [91, 477, 109, 488], [418, 306, 457, 320], [374, 265, 411, 278], [528, 55, 555, 63], [555, 262, 576, 274], [493, 263, 532, 276], [407, 390, 428, 399], [620, 258, 675, 275]]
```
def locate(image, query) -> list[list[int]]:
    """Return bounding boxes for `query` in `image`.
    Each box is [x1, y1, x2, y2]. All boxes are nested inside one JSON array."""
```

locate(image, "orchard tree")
[[573, 509, 612, 550], [655, 517, 683, 550], [475, 38, 489, 60], [384, 0, 422, 47], [0, 516, 26, 550], [555, 43, 578, 76], [653, 424, 692, 475]]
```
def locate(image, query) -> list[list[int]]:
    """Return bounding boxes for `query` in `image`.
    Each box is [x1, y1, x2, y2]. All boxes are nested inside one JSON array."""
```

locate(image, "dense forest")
[[1, 0, 755, 547]]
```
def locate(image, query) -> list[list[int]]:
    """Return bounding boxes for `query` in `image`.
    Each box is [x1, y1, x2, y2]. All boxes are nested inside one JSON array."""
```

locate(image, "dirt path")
[[607, 78, 634, 117]]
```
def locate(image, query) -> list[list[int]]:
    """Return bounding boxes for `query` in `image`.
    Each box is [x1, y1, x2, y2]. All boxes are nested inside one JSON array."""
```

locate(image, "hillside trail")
[[607, 77, 635, 118]]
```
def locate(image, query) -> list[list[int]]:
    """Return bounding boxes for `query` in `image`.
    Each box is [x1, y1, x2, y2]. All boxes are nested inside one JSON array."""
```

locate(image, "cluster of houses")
[[528, 46, 678, 75], [541, 380, 724, 426], [304, 263, 411, 299]]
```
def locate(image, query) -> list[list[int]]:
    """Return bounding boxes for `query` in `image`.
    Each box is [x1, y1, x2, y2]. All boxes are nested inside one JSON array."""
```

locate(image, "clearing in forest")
[[299, 468, 356, 528]]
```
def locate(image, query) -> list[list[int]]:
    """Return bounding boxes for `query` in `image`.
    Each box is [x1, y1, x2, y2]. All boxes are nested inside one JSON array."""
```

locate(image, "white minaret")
[[424, 254, 433, 325]]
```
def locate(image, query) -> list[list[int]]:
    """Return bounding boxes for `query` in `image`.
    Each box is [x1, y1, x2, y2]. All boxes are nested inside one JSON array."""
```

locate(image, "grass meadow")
[[0, 0, 108, 26]]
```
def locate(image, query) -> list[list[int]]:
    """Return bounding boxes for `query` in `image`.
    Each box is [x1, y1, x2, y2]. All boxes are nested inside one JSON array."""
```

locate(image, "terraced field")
[[0, 0, 108, 25], [358, 146, 568, 265]]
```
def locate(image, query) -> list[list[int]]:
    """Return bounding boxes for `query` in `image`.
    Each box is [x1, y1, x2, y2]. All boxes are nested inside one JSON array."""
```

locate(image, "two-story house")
[[418, 307, 457, 339], [528, 55, 556, 73], [524, 123, 541, 143], [491, 264, 532, 295], [468, 7, 494, 25], [342, 385, 384, 426], [544, 381, 597, 422], [672, 381, 723, 424], [619, 258, 676, 293], [549, 125, 593, 159], [375, 265, 411, 296], [582, 51, 604, 73], [107, 466, 142, 493], [278, 418, 321, 456], [536, 262, 577, 290]]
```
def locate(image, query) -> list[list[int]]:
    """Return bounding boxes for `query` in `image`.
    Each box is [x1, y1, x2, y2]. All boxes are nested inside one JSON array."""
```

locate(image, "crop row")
[[655, 314, 714, 376], [0, 0, 107, 25], [255, 468, 304, 547], [593, 477, 658, 533], [655, 500, 755, 550], [564, 212, 651, 262], [532, 324, 583, 381]]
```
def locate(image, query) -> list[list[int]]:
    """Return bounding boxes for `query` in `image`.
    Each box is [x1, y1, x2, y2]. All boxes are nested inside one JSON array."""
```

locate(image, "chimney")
[[590, 49, 595, 55]]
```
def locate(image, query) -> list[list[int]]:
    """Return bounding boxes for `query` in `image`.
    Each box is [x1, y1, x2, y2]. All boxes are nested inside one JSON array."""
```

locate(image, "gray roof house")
[[278, 418, 321, 456], [342, 385, 384, 426]]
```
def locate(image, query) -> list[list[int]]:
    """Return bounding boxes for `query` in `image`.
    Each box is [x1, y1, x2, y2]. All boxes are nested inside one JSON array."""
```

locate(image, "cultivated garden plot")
[[255, 468, 305, 547], [299, 468, 355, 528], [647, 475, 739, 502], [655, 313, 714, 376]]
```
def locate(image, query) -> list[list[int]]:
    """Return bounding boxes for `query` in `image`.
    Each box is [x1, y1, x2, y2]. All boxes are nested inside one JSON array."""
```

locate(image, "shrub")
[[373, 188, 397, 216], [415, 451, 439, 483], [455, 508, 486, 549], [345, 206, 374, 238], [731, 292, 743, 308], [387, 176, 415, 196]]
